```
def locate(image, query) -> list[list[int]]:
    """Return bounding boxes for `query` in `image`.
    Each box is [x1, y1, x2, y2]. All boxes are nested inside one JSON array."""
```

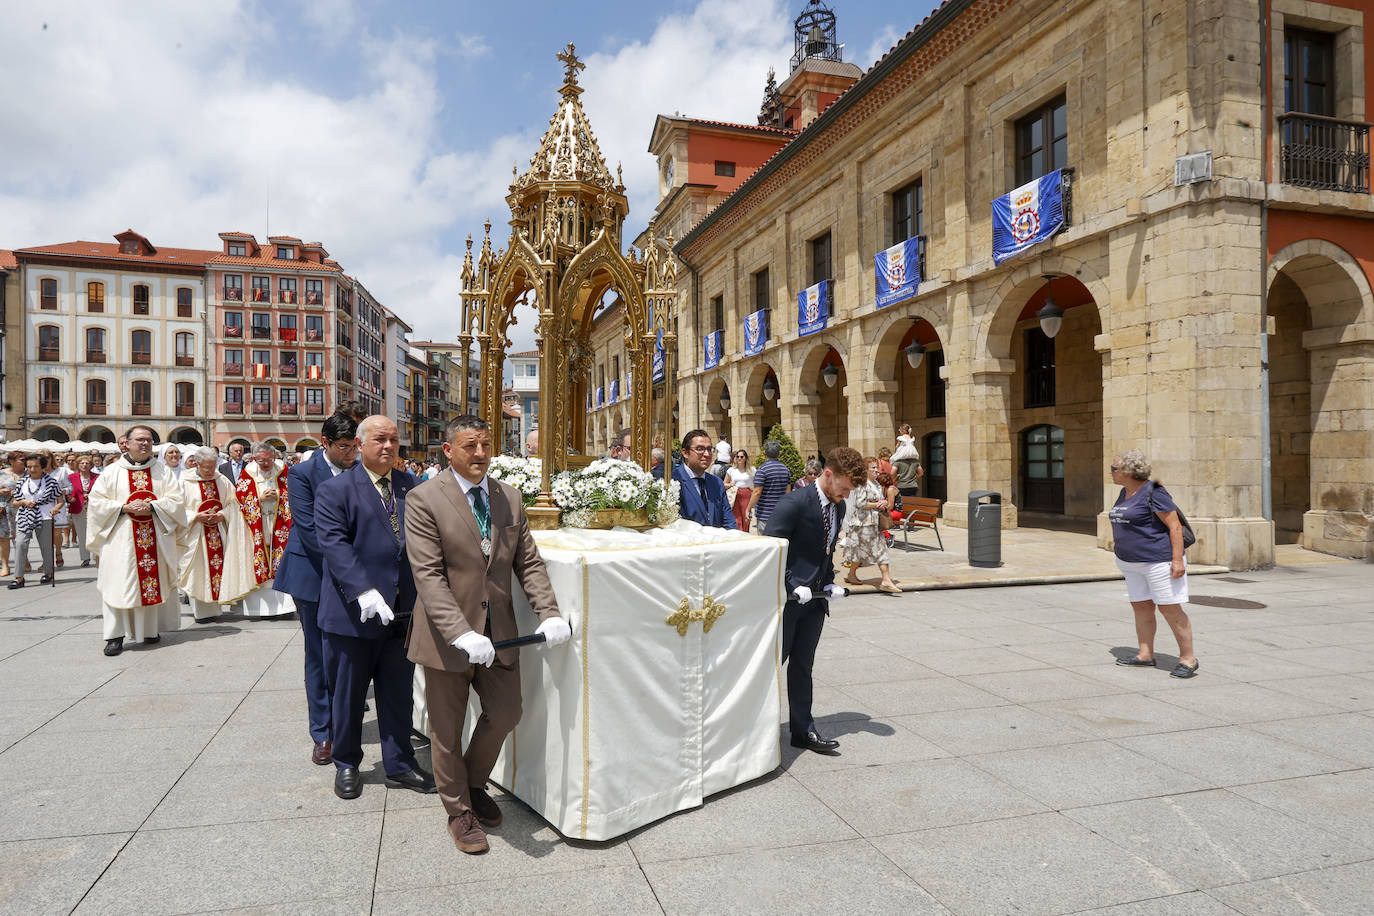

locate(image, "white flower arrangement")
[[487, 455, 542, 507], [551, 458, 679, 529]]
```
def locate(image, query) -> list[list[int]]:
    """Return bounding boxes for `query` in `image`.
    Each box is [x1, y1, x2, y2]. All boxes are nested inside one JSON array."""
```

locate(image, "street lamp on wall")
[[762, 375, 777, 401], [1036, 274, 1065, 339], [719, 387, 731, 411], [904, 339, 926, 369], [821, 364, 839, 388]]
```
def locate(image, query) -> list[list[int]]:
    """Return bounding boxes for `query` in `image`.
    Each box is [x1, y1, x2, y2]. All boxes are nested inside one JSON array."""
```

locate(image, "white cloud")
[[0, 0, 794, 355], [864, 24, 906, 68]]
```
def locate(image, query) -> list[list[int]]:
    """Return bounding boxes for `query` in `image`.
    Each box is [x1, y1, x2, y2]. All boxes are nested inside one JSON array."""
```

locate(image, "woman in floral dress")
[[836, 457, 901, 593]]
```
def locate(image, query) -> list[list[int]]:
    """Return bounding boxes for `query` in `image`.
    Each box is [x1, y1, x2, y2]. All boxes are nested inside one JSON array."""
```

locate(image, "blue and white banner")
[[743, 309, 767, 356], [652, 329, 665, 383], [703, 330, 722, 370], [875, 237, 921, 309], [609, 380, 618, 403], [595, 386, 604, 407], [797, 280, 830, 338], [992, 169, 1064, 265]]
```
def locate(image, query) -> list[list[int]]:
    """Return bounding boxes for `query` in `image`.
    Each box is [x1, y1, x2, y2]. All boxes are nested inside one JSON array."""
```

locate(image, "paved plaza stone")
[[1, 539, 1372, 914]]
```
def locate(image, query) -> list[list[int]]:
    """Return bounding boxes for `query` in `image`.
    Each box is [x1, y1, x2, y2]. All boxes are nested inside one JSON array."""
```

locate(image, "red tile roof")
[[0, 250, 16, 270], [205, 253, 343, 273], [689, 118, 799, 137], [16, 240, 219, 267]]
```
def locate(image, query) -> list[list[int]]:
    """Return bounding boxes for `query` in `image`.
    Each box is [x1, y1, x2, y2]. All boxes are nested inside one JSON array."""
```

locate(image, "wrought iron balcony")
[[132, 404, 151, 416], [223, 287, 243, 301], [280, 364, 298, 377], [304, 290, 323, 306], [175, 405, 195, 417], [223, 325, 243, 338], [38, 400, 60, 415], [251, 288, 270, 303], [1279, 112, 1371, 193], [86, 350, 106, 363], [87, 402, 106, 415], [306, 403, 324, 415], [224, 401, 244, 414], [305, 328, 323, 342], [176, 356, 194, 367], [224, 362, 243, 376], [251, 402, 271, 415], [279, 290, 297, 304], [279, 402, 298, 414], [132, 352, 151, 366]]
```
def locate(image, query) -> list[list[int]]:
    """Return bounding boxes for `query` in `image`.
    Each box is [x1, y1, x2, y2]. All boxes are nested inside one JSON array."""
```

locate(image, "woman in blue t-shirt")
[[1107, 449, 1198, 678]]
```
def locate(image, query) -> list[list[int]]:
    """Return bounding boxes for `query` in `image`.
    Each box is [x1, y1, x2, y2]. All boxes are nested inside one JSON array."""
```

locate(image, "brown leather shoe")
[[469, 784, 502, 827], [311, 740, 332, 766], [448, 811, 489, 854]]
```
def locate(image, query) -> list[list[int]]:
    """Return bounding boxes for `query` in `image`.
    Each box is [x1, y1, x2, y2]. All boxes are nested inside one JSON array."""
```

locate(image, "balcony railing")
[[251, 326, 272, 340], [280, 364, 298, 377], [223, 325, 243, 338], [176, 405, 195, 417], [306, 403, 324, 415], [305, 328, 322, 342], [1279, 112, 1371, 193], [175, 356, 194, 367], [279, 403, 298, 414], [87, 402, 106, 415], [132, 404, 151, 416], [38, 347, 59, 361], [38, 401, 60, 415], [224, 362, 243, 376], [279, 328, 298, 342], [250, 364, 271, 379], [279, 290, 297, 304], [132, 352, 151, 366], [339, 371, 353, 384], [85, 349, 106, 364], [251, 288, 270, 303], [251, 402, 271, 415], [224, 401, 244, 414], [223, 287, 243, 301], [304, 290, 323, 306]]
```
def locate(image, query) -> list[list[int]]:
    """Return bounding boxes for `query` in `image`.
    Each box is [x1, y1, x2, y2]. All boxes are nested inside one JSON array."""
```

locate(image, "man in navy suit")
[[315, 415, 434, 800], [672, 429, 737, 529], [764, 446, 865, 755], [273, 412, 358, 766]]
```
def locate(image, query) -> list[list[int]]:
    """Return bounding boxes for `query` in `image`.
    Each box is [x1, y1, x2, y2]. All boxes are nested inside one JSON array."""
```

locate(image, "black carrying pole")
[[490, 633, 546, 650]]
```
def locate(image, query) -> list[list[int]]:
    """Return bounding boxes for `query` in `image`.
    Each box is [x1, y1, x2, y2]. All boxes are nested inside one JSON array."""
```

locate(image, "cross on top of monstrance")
[[557, 42, 586, 96]]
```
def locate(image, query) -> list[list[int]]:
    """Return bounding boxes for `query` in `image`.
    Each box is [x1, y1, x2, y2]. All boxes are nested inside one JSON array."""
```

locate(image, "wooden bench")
[[896, 497, 944, 551]]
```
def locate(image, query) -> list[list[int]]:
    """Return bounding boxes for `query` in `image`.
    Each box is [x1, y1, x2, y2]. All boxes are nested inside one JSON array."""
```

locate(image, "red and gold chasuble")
[[196, 479, 226, 601], [127, 468, 163, 607], [236, 465, 291, 586]]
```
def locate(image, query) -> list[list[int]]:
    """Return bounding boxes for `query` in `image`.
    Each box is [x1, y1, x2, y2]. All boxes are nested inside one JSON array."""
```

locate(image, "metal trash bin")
[[967, 491, 1002, 568]]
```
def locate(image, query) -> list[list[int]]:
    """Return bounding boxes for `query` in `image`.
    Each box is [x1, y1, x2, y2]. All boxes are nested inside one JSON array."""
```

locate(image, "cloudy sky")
[[1, 0, 935, 350]]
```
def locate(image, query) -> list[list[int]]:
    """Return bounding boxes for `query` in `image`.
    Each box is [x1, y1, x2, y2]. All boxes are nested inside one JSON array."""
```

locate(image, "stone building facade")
[[666, 0, 1374, 565]]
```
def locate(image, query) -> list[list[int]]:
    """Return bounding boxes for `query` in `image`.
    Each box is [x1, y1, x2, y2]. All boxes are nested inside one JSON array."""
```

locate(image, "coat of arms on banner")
[[743, 309, 766, 357], [992, 169, 1065, 265], [703, 329, 721, 370], [875, 237, 921, 309], [797, 281, 829, 338]]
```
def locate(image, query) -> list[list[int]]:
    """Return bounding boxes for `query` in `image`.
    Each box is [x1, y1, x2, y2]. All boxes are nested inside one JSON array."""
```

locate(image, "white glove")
[[824, 584, 847, 601], [357, 588, 394, 625], [536, 616, 572, 647], [452, 630, 495, 667], [792, 585, 813, 604]]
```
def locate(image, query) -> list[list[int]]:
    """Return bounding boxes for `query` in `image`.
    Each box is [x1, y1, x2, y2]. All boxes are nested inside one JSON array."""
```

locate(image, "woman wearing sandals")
[[1108, 449, 1198, 678], [837, 457, 901, 593]]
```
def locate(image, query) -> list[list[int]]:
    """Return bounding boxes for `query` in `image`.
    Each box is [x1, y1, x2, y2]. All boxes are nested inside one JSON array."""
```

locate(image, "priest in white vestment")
[[234, 441, 294, 617], [177, 446, 255, 621], [86, 425, 188, 656]]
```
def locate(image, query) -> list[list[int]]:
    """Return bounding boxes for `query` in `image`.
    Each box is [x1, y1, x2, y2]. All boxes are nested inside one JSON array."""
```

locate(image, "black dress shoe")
[[790, 729, 841, 755], [334, 766, 363, 799], [386, 768, 437, 794], [7, 580, 24, 590], [469, 784, 502, 827], [103, 637, 124, 657]]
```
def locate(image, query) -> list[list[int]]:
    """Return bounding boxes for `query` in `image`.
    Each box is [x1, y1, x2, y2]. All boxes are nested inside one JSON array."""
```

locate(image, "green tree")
[[765, 424, 805, 482]]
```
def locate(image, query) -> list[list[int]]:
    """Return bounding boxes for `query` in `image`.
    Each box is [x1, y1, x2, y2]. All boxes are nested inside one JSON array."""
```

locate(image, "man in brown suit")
[[404, 414, 570, 854]]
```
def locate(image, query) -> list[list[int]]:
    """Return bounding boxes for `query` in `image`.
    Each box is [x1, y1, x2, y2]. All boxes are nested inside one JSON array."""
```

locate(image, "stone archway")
[[741, 362, 782, 455], [169, 427, 203, 446], [955, 270, 1104, 531], [1266, 239, 1374, 558], [78, 425, 116, 444], [702, 375, 732, 448], [793, 342, 848, 459], [32, 425, 71, 443]]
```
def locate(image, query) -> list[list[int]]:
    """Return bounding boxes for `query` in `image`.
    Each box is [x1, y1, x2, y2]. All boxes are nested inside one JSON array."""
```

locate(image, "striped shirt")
[[15, 475, 61, 534], [752, 459, 792, 525]]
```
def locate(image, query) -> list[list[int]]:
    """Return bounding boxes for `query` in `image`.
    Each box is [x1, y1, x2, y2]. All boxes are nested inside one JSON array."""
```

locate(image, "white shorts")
[[1115, 557, 1188, 606]]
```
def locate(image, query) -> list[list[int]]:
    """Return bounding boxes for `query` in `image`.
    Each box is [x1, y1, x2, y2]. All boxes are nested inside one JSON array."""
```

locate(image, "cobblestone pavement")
[[2, 544, 1372, 914]]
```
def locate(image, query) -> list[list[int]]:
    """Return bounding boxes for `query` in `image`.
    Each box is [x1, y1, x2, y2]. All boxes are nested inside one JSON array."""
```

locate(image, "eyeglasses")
[[686, 445, 713, 454], [1109, 465, 1121, 472]]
